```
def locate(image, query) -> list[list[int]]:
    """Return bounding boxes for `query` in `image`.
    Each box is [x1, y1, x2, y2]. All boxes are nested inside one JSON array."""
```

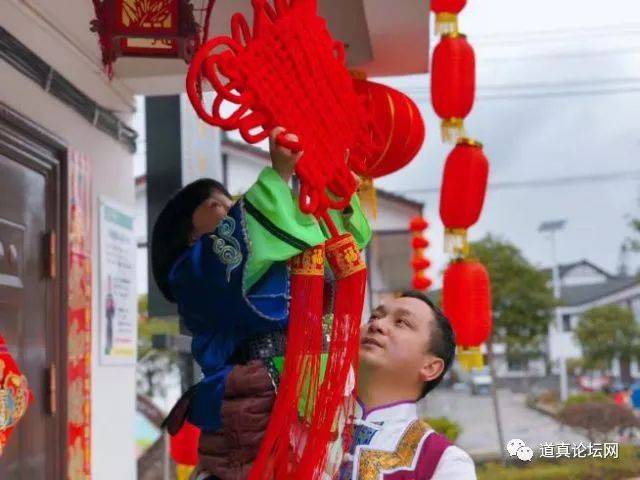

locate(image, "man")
[[195, 291, 476, 479], [336, 291, 476, 480]]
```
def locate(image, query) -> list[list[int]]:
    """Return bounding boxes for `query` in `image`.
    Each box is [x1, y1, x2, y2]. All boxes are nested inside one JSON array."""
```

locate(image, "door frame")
[[0, 102, 68, 480]]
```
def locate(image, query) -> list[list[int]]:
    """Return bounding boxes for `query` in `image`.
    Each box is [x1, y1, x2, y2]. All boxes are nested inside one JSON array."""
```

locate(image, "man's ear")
[[419, 356, 445, 383]]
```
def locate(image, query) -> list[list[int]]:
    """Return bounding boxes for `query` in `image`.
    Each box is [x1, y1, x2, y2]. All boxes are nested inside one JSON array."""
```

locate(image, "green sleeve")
[[243, 168, 372, 290], [326, 194, 372, 251], [243, 168, 325, 290]]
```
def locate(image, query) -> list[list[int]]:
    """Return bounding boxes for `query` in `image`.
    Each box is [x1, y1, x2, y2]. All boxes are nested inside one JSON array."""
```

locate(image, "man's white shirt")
[[333, 400, 477, 480]]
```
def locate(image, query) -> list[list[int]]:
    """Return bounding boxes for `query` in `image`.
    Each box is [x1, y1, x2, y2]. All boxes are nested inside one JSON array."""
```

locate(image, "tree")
[[574, 305, 640, 384], [558, 401, 639, 442], [470, 235, 556, 363]]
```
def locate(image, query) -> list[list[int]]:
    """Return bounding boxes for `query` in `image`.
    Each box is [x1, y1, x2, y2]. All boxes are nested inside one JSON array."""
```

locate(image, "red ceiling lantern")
[[430, 0, 467, 35], [439, 138, 488, 255], [442, 259, 492, 370], [90, 0, 210, 75], [0, 335, 34, 456], [431, 32, 475, 143], [409, 216, 432, 291], [352, 79, 426, 179]]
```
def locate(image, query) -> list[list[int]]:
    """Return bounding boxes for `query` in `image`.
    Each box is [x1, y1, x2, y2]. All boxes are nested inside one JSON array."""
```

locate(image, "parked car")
[[469, 367, 492, 395]]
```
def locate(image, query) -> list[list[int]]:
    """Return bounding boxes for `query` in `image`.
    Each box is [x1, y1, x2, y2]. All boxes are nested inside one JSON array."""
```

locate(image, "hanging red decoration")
[[430, 0, 467, 35], [0, 335, 34, 456], [352, 79, 426, 179], [442, 259, 492, 370], [439, 138, 488, 255], [169, 420, 200, 466], [187, 3, 371, 478], [409, 216, 432, 291], [186, 0, 376, 221], [90, 0, 213, 75], [431, 32, 475, 143]]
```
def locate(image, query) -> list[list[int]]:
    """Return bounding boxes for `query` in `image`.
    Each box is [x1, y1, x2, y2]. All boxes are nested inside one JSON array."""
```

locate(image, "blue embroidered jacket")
[[169, 199, 291, 432]]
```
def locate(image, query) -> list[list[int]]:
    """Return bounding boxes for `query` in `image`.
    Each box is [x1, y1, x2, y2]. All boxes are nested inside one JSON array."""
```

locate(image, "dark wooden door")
[[0, 105, 65, 479]]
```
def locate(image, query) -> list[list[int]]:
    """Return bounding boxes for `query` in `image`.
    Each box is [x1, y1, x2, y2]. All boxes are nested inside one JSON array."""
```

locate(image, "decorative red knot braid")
[[185, 0, 378, 226]]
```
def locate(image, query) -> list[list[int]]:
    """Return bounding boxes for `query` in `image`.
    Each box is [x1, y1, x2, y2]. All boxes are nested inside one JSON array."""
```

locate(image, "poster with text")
[[99, 197, 137, 365]]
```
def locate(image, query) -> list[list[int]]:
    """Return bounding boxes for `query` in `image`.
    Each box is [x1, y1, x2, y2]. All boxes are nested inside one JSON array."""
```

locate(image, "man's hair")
[[400, 290, 456, 399], [151, 178, 231, 303]]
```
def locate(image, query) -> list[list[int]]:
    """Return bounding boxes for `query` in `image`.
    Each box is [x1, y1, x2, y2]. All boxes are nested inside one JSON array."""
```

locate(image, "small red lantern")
[[430, 0, 467, 35], [352, 79, 426, 178], [439, 138, 488, 255], [431, 33, 475, 143], [412, 272, 433, 291], [442, 259, 492, 370], [0, 335, 34, 456], [170, 420, 201, 466], [409, 216, 429, 232], [91, 0, 204, 74], [411, 236, 429, 249]]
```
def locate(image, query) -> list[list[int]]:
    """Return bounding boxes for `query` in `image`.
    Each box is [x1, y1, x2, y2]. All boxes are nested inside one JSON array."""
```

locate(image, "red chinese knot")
[[186, 0, 376, 221]]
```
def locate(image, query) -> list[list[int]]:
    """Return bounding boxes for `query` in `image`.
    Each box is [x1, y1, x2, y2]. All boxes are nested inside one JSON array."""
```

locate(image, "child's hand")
[[269, 127, 302, 183]]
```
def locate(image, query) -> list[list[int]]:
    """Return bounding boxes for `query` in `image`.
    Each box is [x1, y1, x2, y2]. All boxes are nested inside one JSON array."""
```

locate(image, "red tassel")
[[295, 233, 367, 479], [248, 245, 326, 480]]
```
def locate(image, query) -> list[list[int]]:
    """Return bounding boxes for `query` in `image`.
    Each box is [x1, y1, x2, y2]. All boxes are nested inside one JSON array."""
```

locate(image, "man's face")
[[360, 296, 444, 387]]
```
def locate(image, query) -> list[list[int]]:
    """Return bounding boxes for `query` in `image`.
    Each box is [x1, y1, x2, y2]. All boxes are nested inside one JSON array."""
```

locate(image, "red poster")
[[67, 150, 92, 479]]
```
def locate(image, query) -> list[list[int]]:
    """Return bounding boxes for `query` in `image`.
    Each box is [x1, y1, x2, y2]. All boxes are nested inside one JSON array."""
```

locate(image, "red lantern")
[[411, 255, 431, 271], [412, 272, 433, 291], [430, 0, 467, 35], [169, 420, 200, 466], [0, 335, 34, 455], [91, 0, 204, 74], [442, 259, 492, 369], [431, 33, 475, 143], [409, 216, 429, 232], [411, 236, 429, 249], [439, 138, 488, 255], [352, 79, 426, 178]]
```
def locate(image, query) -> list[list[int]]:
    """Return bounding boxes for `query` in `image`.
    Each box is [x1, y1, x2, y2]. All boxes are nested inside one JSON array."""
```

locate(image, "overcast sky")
[[135, 0, 640, 285], [375, 0, 640, 283]]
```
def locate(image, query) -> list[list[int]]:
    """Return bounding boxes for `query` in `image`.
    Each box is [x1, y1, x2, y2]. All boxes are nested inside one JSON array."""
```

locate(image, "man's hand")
[[269, 127, 302, 183]]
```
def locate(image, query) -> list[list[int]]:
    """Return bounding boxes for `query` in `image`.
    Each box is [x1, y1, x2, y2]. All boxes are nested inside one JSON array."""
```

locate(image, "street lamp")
[[538, 219, 568, 401]]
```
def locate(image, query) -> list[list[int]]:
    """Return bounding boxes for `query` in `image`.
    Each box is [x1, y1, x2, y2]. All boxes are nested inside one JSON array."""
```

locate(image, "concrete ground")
[[419, 387, 588, 457]]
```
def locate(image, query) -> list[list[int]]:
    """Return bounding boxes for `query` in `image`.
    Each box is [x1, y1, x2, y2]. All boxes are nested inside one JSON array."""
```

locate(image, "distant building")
[[491, 260, 640, 384], [546, 260, 640, 377]]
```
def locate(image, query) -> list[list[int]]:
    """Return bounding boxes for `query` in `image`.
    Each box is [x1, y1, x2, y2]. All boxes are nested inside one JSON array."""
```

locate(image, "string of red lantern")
[[409, 216, 432, 291], [429, 2, 493, 369]]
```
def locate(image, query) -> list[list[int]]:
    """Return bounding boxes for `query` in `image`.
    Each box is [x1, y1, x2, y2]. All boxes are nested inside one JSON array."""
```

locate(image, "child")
[[153, 130, 371, 479]]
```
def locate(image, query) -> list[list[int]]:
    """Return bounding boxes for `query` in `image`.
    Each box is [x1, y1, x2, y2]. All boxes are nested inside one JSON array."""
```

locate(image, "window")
[[562, 314, 572, 332], [507, 356, 527, 372]]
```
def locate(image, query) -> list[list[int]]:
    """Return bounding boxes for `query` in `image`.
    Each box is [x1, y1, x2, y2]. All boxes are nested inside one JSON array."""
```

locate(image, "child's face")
[[191, 190, 233, 242]]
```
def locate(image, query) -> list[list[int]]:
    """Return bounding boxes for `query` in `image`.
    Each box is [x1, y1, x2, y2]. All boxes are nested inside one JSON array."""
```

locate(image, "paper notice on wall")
[[99, 197, 137, 366]]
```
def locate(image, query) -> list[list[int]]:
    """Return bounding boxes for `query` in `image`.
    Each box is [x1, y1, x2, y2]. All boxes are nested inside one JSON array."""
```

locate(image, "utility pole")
[[539, 220, 568, 401], [487, 336, 507, 464]]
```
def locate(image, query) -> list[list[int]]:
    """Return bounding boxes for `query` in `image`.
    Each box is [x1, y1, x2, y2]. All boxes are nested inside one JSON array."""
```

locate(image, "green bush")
[[423, 416, 461, 442], [477, 446, 640, 480], [564, 392, 613, 408]]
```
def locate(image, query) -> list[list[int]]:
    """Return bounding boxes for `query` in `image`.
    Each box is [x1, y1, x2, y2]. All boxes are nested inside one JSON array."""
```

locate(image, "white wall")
[[0, 63, 137, 479]]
